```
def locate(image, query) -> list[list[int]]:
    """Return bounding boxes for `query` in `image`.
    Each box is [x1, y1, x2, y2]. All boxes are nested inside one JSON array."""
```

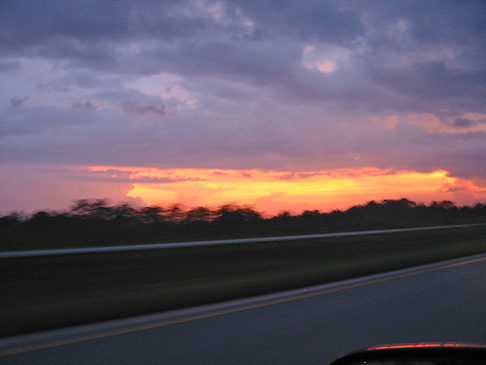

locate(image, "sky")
[[1, 0, 486, 216]]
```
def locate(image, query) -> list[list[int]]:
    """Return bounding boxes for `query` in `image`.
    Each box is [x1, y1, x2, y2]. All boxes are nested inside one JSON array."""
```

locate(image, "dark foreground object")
[[2, 259, 486, 364], [330, 343, 486, 365], [2, 198, 485, 251], [1, 225, 486, 337]]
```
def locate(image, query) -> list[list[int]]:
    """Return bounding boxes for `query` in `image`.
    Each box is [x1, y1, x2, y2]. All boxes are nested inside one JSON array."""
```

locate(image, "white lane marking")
[[1, 253, 486, 357], [1, 223, 483, 258]]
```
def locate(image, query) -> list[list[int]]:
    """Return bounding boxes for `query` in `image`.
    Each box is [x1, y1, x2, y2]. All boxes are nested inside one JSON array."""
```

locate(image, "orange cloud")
[[88, 166, 486, 216]]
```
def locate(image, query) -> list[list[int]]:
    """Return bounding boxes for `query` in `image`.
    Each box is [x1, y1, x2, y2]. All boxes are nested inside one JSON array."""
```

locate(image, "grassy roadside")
[[1, 225, 485, 337]]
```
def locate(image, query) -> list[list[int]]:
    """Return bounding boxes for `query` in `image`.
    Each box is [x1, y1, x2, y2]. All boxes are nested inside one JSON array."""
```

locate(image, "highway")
[[1, 253, 486, 364]]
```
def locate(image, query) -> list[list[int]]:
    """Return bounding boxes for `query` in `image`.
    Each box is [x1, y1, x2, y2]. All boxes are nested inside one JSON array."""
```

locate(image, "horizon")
[[2, 192, 484, 220], [2, 165, 486, 216], [1, 1, 486, 214]]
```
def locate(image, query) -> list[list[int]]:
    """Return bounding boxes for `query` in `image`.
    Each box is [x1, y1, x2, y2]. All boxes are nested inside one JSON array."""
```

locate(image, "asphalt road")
[[2, 254, 486, 365]]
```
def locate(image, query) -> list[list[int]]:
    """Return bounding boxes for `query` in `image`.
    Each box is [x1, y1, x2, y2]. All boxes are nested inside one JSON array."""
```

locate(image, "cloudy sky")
[[1, 0, 486, 215]]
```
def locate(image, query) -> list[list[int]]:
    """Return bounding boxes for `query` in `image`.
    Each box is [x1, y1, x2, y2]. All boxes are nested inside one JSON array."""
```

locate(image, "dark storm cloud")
[[121, 101, 169, 117], [0, 60, 20, 72], [91, 89, 175, 114], [1, 0, 486, 182], [9, 96, 28, 107], [0, 0, 208, 52], [72, 100, 103, 110], [367, 61, 486, 114], [451, 118, 486, 129], [429, 131, 486, 179], [149, 40, 301, 85], [66, 169, 202, 184], [1, 0, 483, 115], [278, 172, 296, 181], [0, 0, 362, 51], [339, 0, 486, 114], [355, 0, 486, 47], [41, 71, 125, 92], [0, 0, 360, 80], [226, 0, 364, 43], [360, 124, 486, 180], [298, 172, 322, 179], [0, 105, 99, 138]]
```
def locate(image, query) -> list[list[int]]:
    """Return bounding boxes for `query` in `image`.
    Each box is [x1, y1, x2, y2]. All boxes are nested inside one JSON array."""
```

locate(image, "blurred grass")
[[1, 225, 485, 337]]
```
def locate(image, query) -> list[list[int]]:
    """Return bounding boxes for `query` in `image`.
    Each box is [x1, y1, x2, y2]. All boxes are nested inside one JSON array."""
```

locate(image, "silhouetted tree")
[[1, 198, 485, 249], [185, 207, 214, 222]]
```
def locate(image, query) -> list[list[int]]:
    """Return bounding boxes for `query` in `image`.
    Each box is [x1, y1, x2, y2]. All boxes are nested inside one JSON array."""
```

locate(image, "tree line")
[[1, 198, 485, 249]]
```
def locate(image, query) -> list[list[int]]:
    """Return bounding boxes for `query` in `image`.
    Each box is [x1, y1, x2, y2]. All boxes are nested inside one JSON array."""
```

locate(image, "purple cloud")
[[278, 172, 296, 180], [72, 100, 104, 110], [9, 96, 28, 108], [451, 118, 486, 128], [1, 0, 486, 187], [0, 60, 20, 72], [121, 101, 169, 117]]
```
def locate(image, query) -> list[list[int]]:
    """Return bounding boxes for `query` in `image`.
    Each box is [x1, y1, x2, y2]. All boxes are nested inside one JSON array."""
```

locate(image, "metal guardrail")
[[1, 223, 483, 259]]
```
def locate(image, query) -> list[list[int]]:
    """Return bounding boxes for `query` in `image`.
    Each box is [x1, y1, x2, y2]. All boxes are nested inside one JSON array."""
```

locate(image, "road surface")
[[1, 253, 486, 364]]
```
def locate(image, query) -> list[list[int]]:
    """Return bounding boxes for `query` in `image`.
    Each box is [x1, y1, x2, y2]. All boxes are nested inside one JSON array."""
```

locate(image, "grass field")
[[1, 224, 485, 337]]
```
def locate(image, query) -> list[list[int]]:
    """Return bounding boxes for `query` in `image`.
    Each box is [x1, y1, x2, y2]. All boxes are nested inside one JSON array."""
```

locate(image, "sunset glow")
[[85, 165, 486, 215]]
